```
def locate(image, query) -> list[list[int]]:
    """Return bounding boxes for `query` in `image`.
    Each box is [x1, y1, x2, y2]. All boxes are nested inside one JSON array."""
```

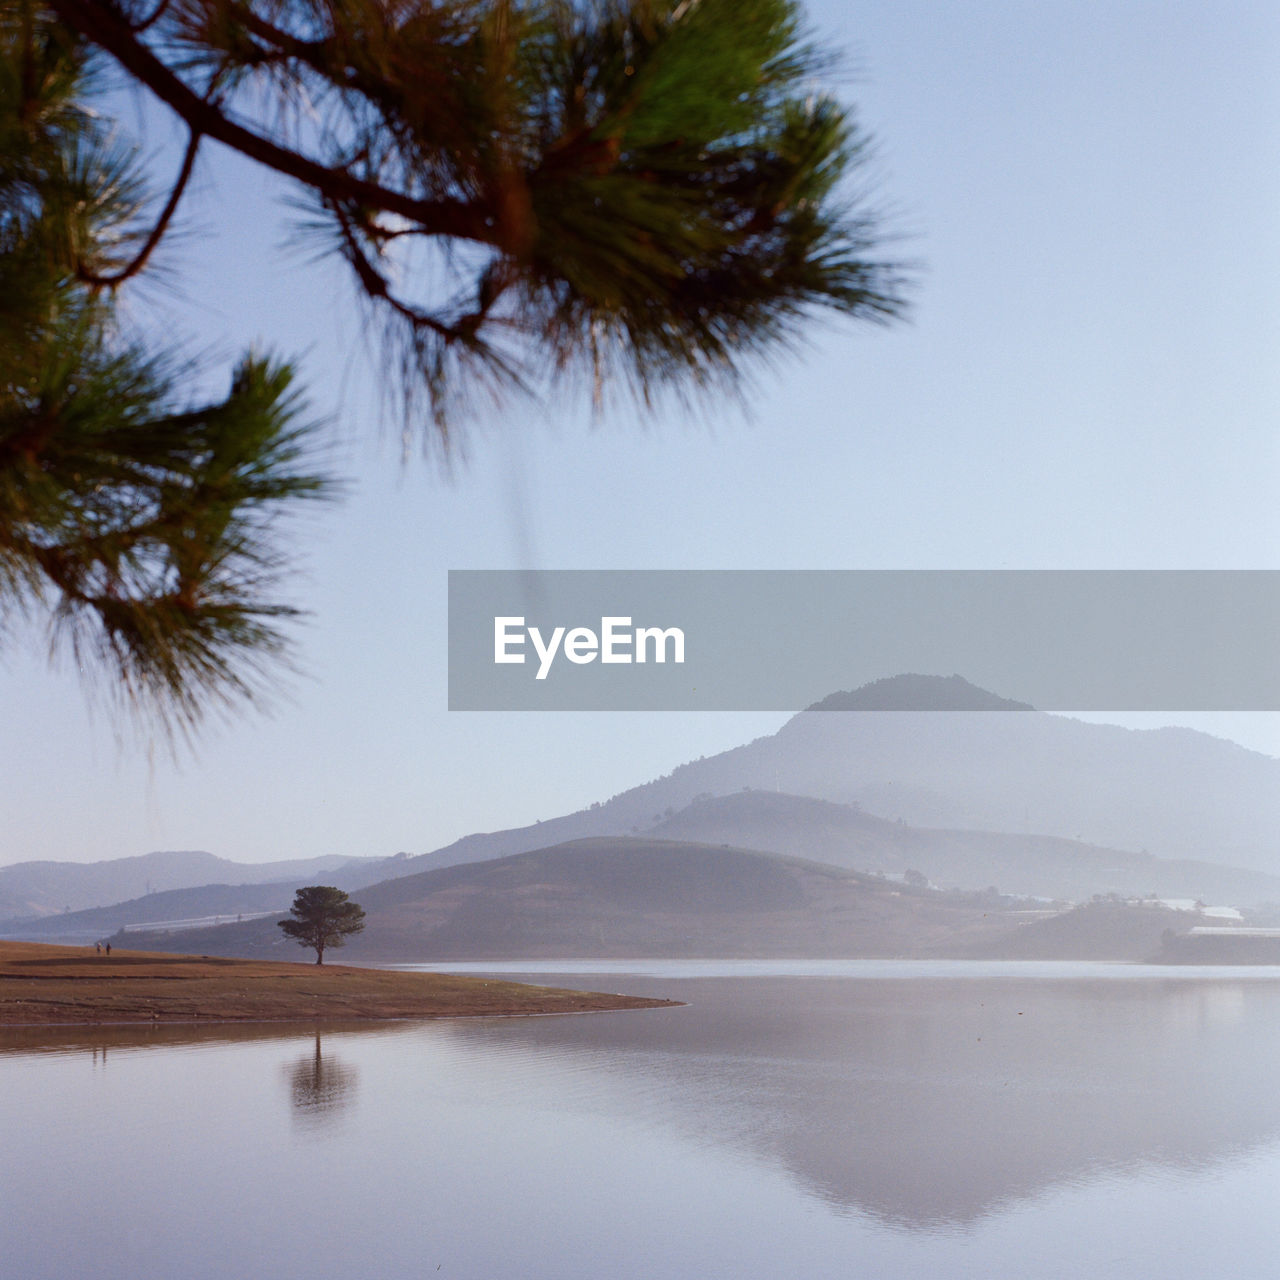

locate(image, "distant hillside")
[[647, 792, 1280, 906], [964, 900, 1200, 961], [396, 676, 1280, 882], [116, 838, 1033, 961], [743, 696, 1280, 873], [0, 882, 296, 943], [1155, 930, 1280, 964], [0, 850, 389, 919]]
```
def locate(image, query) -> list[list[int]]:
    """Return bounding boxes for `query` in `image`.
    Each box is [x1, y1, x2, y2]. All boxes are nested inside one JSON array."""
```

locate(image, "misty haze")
[[7, 678, 1280, 1277], [7, 0, 1279, 1270]]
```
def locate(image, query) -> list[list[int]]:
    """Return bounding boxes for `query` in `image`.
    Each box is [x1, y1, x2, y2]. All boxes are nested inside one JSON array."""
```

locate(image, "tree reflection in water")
[[286, 1033, 357, 1128]]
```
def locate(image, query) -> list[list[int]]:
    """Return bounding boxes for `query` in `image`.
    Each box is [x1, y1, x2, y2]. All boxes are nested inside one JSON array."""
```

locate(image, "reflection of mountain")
[[287, 1034, 358, 1126], [8, 970, 1280, 1233], [446, 973, 1280, 1228]]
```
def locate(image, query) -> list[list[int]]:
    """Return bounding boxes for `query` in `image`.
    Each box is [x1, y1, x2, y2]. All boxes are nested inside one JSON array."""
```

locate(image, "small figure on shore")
[[94, 942, 101, 954], [104, 943, 111, 956]]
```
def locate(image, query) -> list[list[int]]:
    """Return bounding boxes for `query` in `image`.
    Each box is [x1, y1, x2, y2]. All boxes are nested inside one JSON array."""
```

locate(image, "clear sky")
[[4, 0, 1279, 866]]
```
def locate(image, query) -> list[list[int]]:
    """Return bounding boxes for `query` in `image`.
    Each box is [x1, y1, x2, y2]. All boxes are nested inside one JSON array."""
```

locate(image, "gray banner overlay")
[[448, 571, 1280, 711]]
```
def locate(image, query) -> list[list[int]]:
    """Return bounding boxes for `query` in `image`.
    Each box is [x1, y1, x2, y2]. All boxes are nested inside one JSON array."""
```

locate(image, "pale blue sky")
[[4, 0, 1279, 865]]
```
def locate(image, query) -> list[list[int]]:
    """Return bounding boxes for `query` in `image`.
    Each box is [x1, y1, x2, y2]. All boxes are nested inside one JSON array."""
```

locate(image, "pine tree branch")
[[77, 127, 202, 288], [330, 203, 467, 342], [48, 0, 499, 244], [126, 0, 172, 35]]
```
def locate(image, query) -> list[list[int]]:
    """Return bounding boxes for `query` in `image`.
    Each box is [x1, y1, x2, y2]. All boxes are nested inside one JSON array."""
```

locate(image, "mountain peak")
[[806, 674, 1034, 712]]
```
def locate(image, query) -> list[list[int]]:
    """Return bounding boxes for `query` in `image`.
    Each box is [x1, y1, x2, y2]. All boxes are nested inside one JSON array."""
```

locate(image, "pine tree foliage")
[[5, 0, 907, 728], [1, 8, 330, 732], [278, 884, 367, 963], [40, 0, 907, 421]]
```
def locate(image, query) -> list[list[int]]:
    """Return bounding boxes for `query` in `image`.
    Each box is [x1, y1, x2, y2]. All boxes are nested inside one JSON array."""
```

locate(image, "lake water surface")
[[5, 961, 1280, 1278]]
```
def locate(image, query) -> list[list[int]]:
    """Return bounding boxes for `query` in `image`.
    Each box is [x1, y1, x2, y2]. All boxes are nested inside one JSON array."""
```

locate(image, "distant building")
[[1133, 897, 1243, 921]]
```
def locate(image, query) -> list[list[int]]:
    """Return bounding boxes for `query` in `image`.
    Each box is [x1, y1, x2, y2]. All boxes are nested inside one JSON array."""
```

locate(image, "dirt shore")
[[0, 941, 678, 1025]]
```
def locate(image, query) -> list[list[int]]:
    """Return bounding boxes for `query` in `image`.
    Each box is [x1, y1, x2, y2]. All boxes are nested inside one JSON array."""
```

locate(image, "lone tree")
[[4, 0, 907, 729], [278, 885, 367, 964]]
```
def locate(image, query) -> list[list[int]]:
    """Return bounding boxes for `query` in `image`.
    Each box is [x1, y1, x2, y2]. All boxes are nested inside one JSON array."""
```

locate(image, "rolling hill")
[[115, 837, 1044, 961]]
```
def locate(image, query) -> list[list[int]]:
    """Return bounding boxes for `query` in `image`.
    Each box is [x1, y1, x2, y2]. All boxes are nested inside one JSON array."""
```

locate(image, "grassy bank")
[[0, 942, 678, 1025]]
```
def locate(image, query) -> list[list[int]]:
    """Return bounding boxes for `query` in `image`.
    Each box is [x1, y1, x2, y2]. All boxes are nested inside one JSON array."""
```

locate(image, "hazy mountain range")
[[106, 837, 1046, 961], [391, 674, 1280, 880], [0, 848, 399, 922], [646, 791, 1280, 905], [102, 837, 1212, 964], [5, 675, 1279, 957]]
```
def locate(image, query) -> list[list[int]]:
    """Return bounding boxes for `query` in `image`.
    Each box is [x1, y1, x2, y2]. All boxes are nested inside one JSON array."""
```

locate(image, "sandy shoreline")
[[0, 941, 679, 1025]]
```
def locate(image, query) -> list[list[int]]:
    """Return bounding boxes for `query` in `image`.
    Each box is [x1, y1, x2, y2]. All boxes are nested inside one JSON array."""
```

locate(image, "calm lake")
[[5, 960, 1280, 1279]]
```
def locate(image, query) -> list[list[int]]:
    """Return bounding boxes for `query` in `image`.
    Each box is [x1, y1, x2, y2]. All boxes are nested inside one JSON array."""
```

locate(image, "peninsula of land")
[[0, 942, 677, 1025]]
